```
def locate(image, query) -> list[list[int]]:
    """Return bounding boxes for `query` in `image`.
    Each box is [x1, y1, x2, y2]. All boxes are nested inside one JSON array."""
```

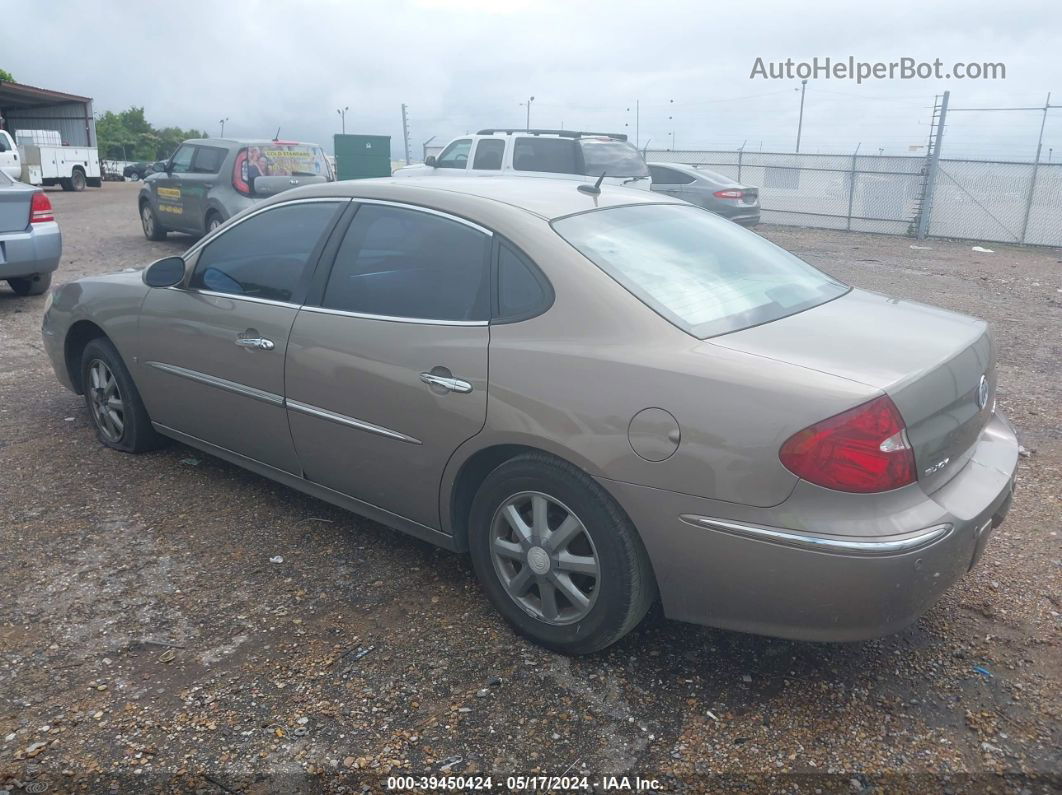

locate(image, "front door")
[[285, 201, 492, 528], [137, 198, 346, 473]]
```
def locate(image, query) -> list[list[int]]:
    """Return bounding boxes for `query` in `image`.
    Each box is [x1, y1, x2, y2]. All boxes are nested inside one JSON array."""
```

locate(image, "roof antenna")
[[578, 171, 607, 196], [273, 126, 281, 141]]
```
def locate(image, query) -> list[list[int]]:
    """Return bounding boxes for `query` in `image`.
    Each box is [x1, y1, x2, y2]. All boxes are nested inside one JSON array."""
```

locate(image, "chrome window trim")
[[146, 361, 284, 406], [173, 287, 301, 309], [299, 305, 488, 327], [679, 515, 952, 556], [350, 198, 494, 237], [286, 399, 422, 445], [182, 196, 352, 260]]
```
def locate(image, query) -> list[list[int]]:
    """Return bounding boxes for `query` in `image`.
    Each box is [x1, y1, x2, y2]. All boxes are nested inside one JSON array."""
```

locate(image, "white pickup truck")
[[0, 129, 101, 191]]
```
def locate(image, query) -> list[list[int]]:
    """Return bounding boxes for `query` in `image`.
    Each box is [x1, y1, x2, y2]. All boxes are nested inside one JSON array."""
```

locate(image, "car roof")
[[648, 162, 741, 186], [181, 138, 323, 148], [282, 176, 685, 221]]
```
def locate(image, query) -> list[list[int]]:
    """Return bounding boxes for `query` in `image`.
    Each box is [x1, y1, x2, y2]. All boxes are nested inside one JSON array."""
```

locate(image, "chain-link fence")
[[647, 149, 1062, 246]]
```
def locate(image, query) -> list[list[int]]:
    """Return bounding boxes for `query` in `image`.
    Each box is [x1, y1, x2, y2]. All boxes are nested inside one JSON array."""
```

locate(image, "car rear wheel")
[[468, 453, 655, 654], [80, 338, 164, 453], [141, 202, 167, 241], [7, 272, 52, 296]]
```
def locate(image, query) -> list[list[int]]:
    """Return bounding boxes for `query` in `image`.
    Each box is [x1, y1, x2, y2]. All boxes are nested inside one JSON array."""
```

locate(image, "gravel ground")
[[1, 182, 1059, 794]]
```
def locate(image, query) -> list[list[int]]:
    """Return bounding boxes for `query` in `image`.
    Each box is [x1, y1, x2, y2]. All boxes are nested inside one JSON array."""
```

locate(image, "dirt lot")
[[1, 182, 1059, 793]]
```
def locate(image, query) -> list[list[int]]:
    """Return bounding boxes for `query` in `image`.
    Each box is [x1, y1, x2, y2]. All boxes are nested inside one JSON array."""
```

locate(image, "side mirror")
[[424, 155, 437, 167], [143, 256, 186, 288], [153, 160, 170, 173]]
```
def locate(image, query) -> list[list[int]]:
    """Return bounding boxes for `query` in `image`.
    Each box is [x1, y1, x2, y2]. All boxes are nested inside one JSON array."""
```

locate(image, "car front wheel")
[[469, 453, 655, 654], [141, 202, 167, 241], [80, 338, 164, 453]]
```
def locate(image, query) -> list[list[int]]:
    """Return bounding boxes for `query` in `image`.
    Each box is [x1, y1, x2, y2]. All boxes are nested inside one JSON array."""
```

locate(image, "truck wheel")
[[141, 202, 167, 241], [70, 169, 87, 192], [7, 272, 52, 296], [60, 178, 73, 191]]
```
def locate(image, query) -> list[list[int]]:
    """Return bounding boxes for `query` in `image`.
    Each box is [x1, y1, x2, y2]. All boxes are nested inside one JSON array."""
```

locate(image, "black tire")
[[60, 178, 73, 192], [468, 452, 656, 655], [140, 201, 167, 241], [205, 211, 224, 234], [7, 271, 52, 296], [71, 169, 87, 192], [80, 337, 164, 453]]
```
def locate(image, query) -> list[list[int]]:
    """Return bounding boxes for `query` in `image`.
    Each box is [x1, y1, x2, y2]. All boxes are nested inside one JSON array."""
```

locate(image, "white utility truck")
[[0, 129, 101, 191]]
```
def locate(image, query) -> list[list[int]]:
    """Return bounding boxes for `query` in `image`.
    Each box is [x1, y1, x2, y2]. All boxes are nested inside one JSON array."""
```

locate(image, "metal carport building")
[[0, 79, 96, 147]]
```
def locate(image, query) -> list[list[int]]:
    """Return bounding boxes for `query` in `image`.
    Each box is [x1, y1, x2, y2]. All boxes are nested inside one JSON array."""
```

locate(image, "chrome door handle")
[[419, 372, 473, 393], [235, 337, 275, 351]]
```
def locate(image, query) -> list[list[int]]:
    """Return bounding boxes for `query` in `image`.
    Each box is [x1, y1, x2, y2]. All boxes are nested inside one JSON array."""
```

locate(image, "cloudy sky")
[[5, 0, 1061, 161]]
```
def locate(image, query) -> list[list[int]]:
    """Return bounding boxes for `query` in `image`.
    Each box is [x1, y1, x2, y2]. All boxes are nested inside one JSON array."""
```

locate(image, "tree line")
[[96, 107, 207, 162]]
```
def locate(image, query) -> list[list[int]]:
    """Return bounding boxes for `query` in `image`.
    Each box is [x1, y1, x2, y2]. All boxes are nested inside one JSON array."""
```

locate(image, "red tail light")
[[30, 191, 54, 223], [779, 395, 916, 493], [713, 189, 744, 199], [232, 147, 251, 196]]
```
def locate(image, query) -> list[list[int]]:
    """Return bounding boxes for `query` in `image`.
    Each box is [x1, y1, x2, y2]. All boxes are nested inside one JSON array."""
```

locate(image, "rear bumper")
[[602, 411, 1018, 642], [0, 221, 61, 279]]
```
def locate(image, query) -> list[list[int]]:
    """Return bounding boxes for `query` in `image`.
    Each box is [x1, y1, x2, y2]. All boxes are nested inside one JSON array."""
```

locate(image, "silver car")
[[0, 169, 61, 296], [43, 177, 1017, 654], [138, 138, 334, 239], [649, 162, 760, 226]]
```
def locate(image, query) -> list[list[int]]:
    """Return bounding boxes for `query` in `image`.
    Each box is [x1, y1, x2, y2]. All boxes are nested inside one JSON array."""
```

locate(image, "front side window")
[[169, 145, 195, 174], [553, 204, 848, 338], [322, 204, 490, 321], [512, 138, 578, 174], [472, 139, 505, 170], [190, 201, 341, 302], [436, 139, 472, 169]]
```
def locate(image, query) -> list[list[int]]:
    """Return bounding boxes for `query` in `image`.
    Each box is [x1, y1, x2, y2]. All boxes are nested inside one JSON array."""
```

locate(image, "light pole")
[[520, 96, 535, 130], [795, 79, 808, 153], [219, 117, 229, 137], [337, 106, 349, 135]]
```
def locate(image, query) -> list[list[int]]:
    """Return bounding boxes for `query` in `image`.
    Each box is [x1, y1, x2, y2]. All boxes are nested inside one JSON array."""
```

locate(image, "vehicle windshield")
[[553, 203, 848, 338], [579, 139, 649, 178]]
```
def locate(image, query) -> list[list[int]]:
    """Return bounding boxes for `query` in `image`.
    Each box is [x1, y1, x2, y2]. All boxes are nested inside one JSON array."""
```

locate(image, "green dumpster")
[[334, 134, 392, 180]]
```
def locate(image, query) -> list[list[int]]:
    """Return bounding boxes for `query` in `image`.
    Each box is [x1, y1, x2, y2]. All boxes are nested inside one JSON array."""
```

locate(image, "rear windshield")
[[553, 203, 848, 338], [512, 137, 649, 178], [579, 139, 649, 178], [240, 143, 333, 181]]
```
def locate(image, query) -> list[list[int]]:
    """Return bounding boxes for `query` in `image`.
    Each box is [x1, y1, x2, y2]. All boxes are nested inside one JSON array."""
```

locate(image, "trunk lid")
[[0, 180, 32, 233], [712, 288, 995, 492], [251, 174, 329, 197]]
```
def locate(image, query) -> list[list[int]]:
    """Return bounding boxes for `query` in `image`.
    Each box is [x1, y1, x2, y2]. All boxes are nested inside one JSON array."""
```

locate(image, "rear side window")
[[513, 138, 578, 174], [650, 166, 694, 185], [497, 243, 550, 320], [322, 204, 491, 321], [472, 139, 505, 170], [191, 202, 341, 302], [436, 139, 471, 169], [192, 146, 226, 174]]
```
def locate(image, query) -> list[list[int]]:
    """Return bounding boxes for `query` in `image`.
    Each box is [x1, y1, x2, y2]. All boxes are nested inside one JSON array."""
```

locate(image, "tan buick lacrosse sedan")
[[43, 177, 1017, 654]]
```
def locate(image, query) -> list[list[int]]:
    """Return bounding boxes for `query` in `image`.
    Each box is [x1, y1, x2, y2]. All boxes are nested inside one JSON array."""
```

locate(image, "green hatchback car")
[[138, 137, 334, 239]]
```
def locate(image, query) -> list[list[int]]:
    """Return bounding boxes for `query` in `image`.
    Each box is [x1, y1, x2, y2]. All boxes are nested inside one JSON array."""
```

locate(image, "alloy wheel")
[[141, 206, 154, 236], [88, 359, 125, 443], [489, 491, 600, 625]]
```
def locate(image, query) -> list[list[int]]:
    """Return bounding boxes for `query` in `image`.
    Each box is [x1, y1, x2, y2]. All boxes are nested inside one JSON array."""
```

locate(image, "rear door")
[[177, 144, 228, 232], [649, 165, 695, 198], [285, 200, 491, 528], [468, 138, 506, 175], [137, 198, 346, 472]]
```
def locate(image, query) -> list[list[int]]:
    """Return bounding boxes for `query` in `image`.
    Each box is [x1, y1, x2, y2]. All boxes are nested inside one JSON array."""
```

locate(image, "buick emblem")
[[977, 374, 989, 410]]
